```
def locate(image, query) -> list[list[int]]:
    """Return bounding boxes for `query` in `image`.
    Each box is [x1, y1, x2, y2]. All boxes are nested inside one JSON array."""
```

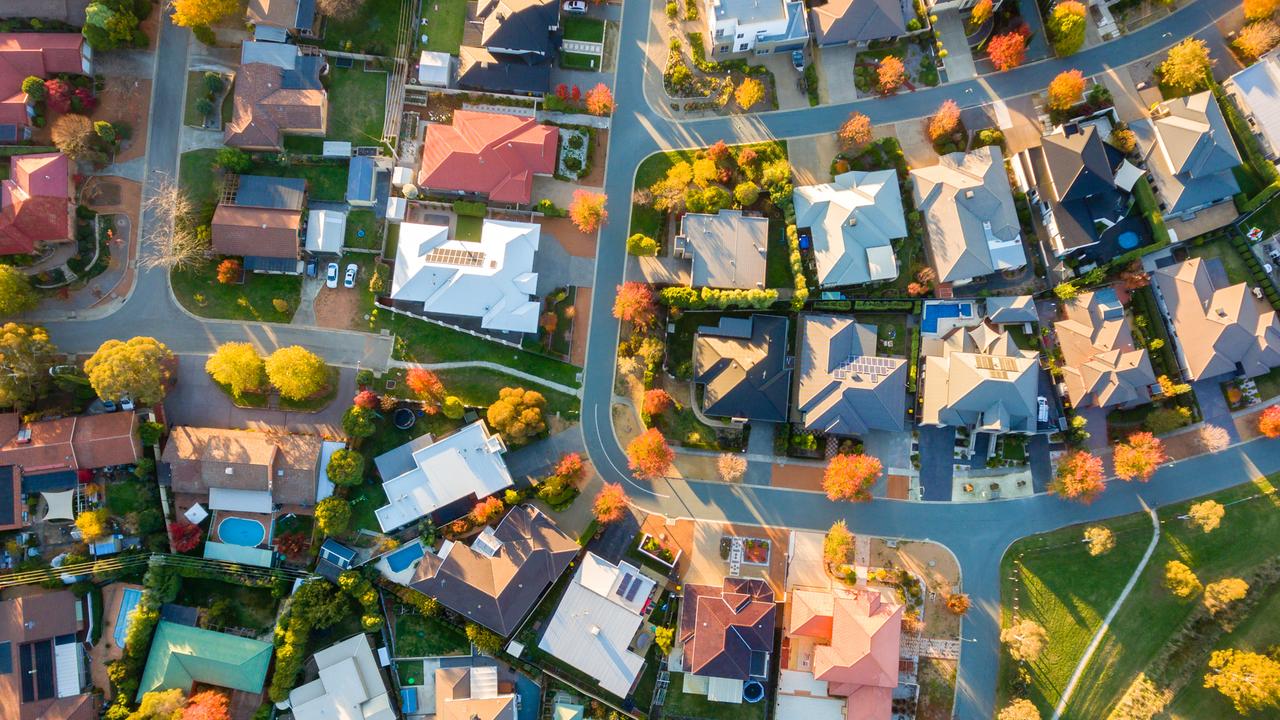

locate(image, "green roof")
[[136, 620, 273, 700]]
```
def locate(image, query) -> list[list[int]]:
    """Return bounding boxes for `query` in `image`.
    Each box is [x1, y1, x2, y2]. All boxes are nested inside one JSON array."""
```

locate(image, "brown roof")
[[0, 411, 141, 476], [0, 591, 94, 720], [161, 426, 322, 507], [679, 577, 776, 680], [211, 205, 301, 259], [224, 62, 326, 151], [1055, 289, 1157, 409], [410, 505, 578, 636], [247, 0, 299, 27]]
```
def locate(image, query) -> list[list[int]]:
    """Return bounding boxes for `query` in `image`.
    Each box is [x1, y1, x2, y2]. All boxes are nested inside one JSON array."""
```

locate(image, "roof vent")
[[15, 428, 30, 444], [846, 216, 857, 226], [225, 467, 234, 475], [590, 625, 601, 636], [964, 190, 975, 199], [1216, 307, 1228, 318]]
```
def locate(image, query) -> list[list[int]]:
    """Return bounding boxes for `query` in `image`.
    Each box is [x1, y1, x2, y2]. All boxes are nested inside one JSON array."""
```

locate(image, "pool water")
[[921, 302, 974, 334], [385, 541, 425, 573], [218, 517, 266, 547], [114, 587, 142, 648]]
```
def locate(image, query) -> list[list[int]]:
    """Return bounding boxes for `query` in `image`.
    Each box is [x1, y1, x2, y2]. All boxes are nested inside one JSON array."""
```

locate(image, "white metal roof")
[[183, 502, 209, 525], [305, 209, 347, 254], [288, 634, 396, 720], [418, 50, 451, 86], [208, 487, 274, 513], [707, 676, 744, 703]]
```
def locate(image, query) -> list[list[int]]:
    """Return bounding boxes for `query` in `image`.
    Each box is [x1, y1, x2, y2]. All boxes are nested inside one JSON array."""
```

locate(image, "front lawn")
[[421, 0, 467, 54], [178, 149, 221, 219], [171, 257, 301, 323], [246, 159, 349, 202], [560, 52, 600, 71], [763, 219, 793, 289], [320, 0, 405, 54], [325, 67, 387, 147], [345, 209, 382, 250], [562, 16, 605, 42]]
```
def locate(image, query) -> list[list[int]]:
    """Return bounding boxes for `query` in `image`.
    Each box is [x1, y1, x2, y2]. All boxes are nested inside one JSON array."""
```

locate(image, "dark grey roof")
[[1131, 91, 1242, 214], [283, 55, 325, 90], [478, 0, 559, 58], [795, 313, 907, 435], [235, 175, 307, 210], [0, 466, 13, 527], [1043, 124, 1116, 202], [694, 314, 791, 422], [809, 0, 907, 45], [20, 470, 76, 493], [1030, 128, 1132, 254], [373, 432, 436, 481], [295, 0, 315, 28], [457, 46, 551, 96], [346, 156, 376, 202], [244, 255, 300, 273], [159, 604, 199, 626]]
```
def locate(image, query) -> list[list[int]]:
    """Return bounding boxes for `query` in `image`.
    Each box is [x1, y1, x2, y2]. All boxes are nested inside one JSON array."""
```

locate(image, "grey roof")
[[911, 146, 1026, 284], [240, 40, 299, 69], [235, 175, 307, 210], [0, 466, 13, 527], [1131, 91, 1241, 215], [1042, 124, 1118, 201], [677, 210, 768, 289], [477, 0, 559, 57], [760, 0, 810, 43], [809, 0, 907, 45], [346, 156, 376, 203], [1028, 125, 1136, 254], [984, 295, 1038, 324], [1054, 288, 1157, 408], [793, 169, 906, 287], [373, 432, 436, 481], [714, 0, 789, 25], [457, 46, 552, 96], [693, 315, 791, 421], [795, 313, 908, 435]]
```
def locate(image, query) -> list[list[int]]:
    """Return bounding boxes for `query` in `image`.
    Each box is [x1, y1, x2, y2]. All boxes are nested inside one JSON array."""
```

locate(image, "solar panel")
[[625, 578, 642, 602], [19, 642, 33, 702], [0, 642, 9, 674], [616, 574, 633, 598], [424, 246, 485, 267]]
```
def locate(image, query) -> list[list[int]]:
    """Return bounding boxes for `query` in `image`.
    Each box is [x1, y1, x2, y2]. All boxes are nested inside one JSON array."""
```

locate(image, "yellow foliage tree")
[[734, 78, 765, 109], [75, 508, 111, 542], [1158, 38, 1213, 94], [205, 342, 265, 398], [1047, 70, 1086, 111], [170, 0, 240, 27]]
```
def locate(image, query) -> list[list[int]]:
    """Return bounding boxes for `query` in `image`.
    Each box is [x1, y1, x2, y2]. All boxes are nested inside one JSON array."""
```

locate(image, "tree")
[[1047, 69, 1086, 111], [627, 233, 658, 256], [51, 113, 96, 161], [1054, 282, 1079, 301], [470, 496, 505, 525], [877, 56, 907, 92], [0, 323, 56, 410], [734, 181, 761, 207], [945, 593, 971, 615], [1204, 649, 1280, 715], [204, 342, 264, 398], [75, 508, 111, 542], [584, 83, 615, 115], [317, 0, 367, 19], [1084, 525, 1115, 556], [1244, 0, 1280, 20], [169, 521, 202, 553], [654, 626, 674, 654], [0, 266, 38, 318], [86, 337, 175, 405], [988, 32, 1028, 71], [839, 111, 873, 149], [486, 387, 547, 445], [642, 388, 673, 417], [1113, 432, 1166, 482], [131, 689, 187, 720], [627, 428, 674, 479], [1165, 560, 1202, 597], [1198, 423, 1231, 453], [1204, 577, 1249, 615], [353, 389, 379, 409], [1157, 374, 1192, 397], [214, 258, 239, 284], [568, 190, 608, 232], [1236, 20, 1280, 60], [717, 453, 747, 482], [734, 78, 765, 109], [1188, 499, 1225, 533], [315, 497, 351, 536], [822, 453, 883, 502], [182, 690, 230, 720], [466, 622, 505, 656], [442, 396, 464, 419], [1159, 38, 1213, 94], [1050, 451, 1105, 503], [21, 76, 45, 101], [1048, 1, 1087, 55], [139, 175, 207, 272], [94, 120, 117, 144], [342, 406, 376, 443], [170, 0, 239, 27], [213, 147, 251, 173], [1260, 405, 1280, 438], [265, 346, 329, 401], [997, 699, 1041, 720], [613, 282, 658, 327], [592, 482, 629, 523], [1001, 618, 1047, 662], [927, 99, 961, 141], [970, 0, 994, 25], [44, 78, 72, 113], [325, 449, 364, 487], [824, 520, 854, 568], [1110, 128, 1137, 154], [405, 368, 445, 410]]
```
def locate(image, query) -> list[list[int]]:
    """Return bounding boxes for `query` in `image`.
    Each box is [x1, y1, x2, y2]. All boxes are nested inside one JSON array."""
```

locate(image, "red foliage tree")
[[274, 532, 308, 559], [1051, 450, 1105, 503], [470, 496, 506, 525], [988, 31, 1028, 71], [72, 87, 96, 113], [556, 83, 569, 100], [571, 85, 581, 101], [405, 368, 446, 411], [584, 83, 616, 115], [643, 388, 673, 417], [592, 483, 629, 524], [44, 79, 72, 113], [627, 428, 674, 479], [215, 258, 241, 284], [613, 282, 658, 327], [1113, 431, 1167, 482], [182, 690, 231, 720], [353, 389, 379, 409], [1260, 405, 1280, 439], [707, 140, 731, 162], [554, 452, 585, 480], [823, 453, 883, 502], [169, 521, 202, 553]]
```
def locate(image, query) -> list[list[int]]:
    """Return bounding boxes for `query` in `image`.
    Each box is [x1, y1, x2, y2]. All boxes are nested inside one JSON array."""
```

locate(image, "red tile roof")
[[787, 587, 903, 703], [0, 590, 95, 720], [679, 577, 776, 680], [211, 205, 302, 258], [223, 62, 326, 151], [0, 34, 85, 127], [0, 411, 142, 476], [417, 110, 557, 204], [0, 152, 72, 255]]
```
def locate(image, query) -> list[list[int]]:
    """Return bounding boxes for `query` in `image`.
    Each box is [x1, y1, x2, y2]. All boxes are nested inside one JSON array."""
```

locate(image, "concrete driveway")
[[815, 45, 857, 104], [1195, 377, 1243, 443], [787, 134, 838, 186], [917, 426, 957, 500]]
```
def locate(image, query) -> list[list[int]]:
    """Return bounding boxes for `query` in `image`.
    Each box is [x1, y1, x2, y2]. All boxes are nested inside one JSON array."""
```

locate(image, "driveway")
[[742, 422, 776, 486], [1028, 434, 1052, 493], [1194, 377, 1243, 443], [787, 134, 838, 187], [815, 45, 857, 103], [916, 426, 957, 501]]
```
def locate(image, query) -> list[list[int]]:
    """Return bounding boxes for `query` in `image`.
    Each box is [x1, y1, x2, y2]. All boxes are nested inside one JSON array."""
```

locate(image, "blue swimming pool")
[[921, 302, 974, 334], [218, 517, 266, 547], [114, 587, 142, 648], [385, 541, 425, 573]]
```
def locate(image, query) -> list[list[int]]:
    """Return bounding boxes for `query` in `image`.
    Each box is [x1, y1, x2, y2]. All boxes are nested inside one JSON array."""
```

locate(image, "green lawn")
[[665, 673, 766, 720], [345, 209, 382, 250], [763, 219, 793, 289], [421, 0, 467, 54], [395, 612, 470, 657], [455, 214, 483, 242], [562, 16, 605, 42], [1189, 237, 1252, 286], [321, 0, 405, 54], [105, 480, 153, 515], [178, 149, 221, 220], [246, 159, 349, 202], [1246, 191, 1280, 236], [171, 257, 301, 323], [860, 313, 908, 356], [434, 367, 580, 419], [560, 52, 601, 71], [183, 71, 207, 127], [325, 67, 387, 147]]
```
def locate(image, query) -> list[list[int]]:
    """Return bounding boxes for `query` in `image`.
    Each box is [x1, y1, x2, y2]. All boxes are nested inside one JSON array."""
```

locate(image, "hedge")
[[452, 200, 487, 217], [854, 299, 914, 311]]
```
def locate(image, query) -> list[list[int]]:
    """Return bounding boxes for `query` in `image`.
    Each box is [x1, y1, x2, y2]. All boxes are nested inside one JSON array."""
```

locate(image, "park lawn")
[[178, 149, 221, 218], [422, 0, 467, 54], [995, 511, 1155, 715], [560, 52, 601, 71], [321, 0, 404, 53], [326, 67, 387, 146], [562, 16, 605, 42], [246, 159, 349, 202], [763, 219, 793, 289], [1188, 237, 1251, 286], [434, 367, 580, 419], [1061, 476, 1280, 719], [455, 214, 483, 241], [171, 257, 300, 323], [345, 209, 382, 250]]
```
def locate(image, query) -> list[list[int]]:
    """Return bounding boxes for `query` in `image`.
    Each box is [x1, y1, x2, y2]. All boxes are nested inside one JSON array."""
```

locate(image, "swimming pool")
[[114, 587, 142, 648], [217, 517, 266, 547], [921, 302, 975, 334], [385, 541, 425, 573]]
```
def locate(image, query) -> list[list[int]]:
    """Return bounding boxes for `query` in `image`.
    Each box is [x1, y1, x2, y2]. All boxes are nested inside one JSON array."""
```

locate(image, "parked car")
[[120, 397, 135, 411], [344, 263, 358, 289], [326, 262, 339, 288], [563, 0, 588, 13], [791, 50, 805, 72], [306, 259, 317, 278], [101, 400, 118, 413]]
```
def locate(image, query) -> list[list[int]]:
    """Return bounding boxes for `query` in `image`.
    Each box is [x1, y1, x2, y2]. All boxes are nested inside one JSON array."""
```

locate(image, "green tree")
[[265, 346, 329, 401], [1047, 0, 1087, 55], [442, 396, 465, 419], [1204, 649, 1280, 715], [0, 265, 39, 317], [485, 387, 547, 445], [21, 76, 45, 100], [314, 497, 351, 536], [85, 336, 176, 405], [626, 233, 658, 256], [325, 449, 364, 487], [213, 147, 251, 173], [733, 181, 761, 207], [0, 323, 56, 410], [342, 406, 377, 442], [204, 342, 265, 398]]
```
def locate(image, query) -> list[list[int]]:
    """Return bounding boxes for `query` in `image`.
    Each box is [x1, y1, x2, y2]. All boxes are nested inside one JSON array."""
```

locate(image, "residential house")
[[680, 578, 776, 703], [405, 504, 578, 636], [0, 33, 92, 140], [0, 152, 73, 255], [455, 0, 559, 95], [346, 155, 377, 207], [1151, 257, 1280, 381], [694, 315, 791, 422], [794, 313, 908, 435], [457, 46, 552, 97], [435, 666, 518, 720], [224, 43, 327, 151], [538, 553, 656, 698], [808, 0, 908, 47], [135, 621, 272, 700], [703, 0, 809, 58], [1055, 288, 1158, 409], [304, 207, 347, 256], [245, 0, 317, 40], [373, 420, 514, 532], [919, 319, 1042, 435], [1130, 91, 1241, 222], [793, 170, 906, 288], [674, 210, 769, 289], [911, 146, 1026, 286], [1224, 49, 1280, 160], [287, 634, 395, 720], [211, 174, 307, 273], [984, 295, 1038, 326], [0, 591, 93, 720], [417, 110, 557, 205]]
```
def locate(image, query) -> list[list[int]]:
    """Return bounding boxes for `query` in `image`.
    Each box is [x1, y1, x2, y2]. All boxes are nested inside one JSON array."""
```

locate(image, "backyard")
[[1187, 236, 1251, 285], [174, 577, 281, 633], [345, 209, 382, 250], [171, 257, 301, 323], [455, 214, 483, 241], [320, 0, 405, 54], [245, 158, 350, 202], [421, 0, 467, 54], [664, 673, 767, 720], [395, 611, 470, 657], [325, 66, 388, 147]]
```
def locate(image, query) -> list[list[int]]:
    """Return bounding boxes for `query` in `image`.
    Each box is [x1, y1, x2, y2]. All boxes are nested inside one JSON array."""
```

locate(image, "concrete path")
[[292, 276, 324, 327], [388, 359, 582, 396], [934, 11, 978, 81], [179, 126, 227, 152]]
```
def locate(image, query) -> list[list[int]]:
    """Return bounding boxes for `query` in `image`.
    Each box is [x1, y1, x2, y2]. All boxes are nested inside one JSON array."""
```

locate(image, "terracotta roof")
[[0, 590, 94, 720], [224, 62, 326, 151], [434, 667, 517, 720], [162, 426, 322, 507], [0, 33, 84, 127], [0, 152, 72, 255], [211, 205, 302, 259], [788, 587, 902, 699], [417, 110, 556, 204], [0, 411, 141, 476], [679, 577, 776, 680]]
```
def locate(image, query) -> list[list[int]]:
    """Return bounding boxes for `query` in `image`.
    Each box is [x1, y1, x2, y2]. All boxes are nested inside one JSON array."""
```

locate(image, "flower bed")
[[638, 533, 680, 568]]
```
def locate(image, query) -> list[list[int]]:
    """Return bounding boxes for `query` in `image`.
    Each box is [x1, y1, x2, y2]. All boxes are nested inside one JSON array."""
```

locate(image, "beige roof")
[[1151, 257, 1280, 380], [161, 426, 322, 507], [920, 320, 1040, 432], [677, 210, 768, 289], [1055, 288, 1157, 408], [434, 667, 517, 720]]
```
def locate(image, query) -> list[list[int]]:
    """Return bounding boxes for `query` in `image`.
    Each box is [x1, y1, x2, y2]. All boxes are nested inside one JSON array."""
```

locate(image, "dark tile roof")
[[477, 0, 559, 57], [457, 46, 551, 96], [679, 578, 776, 680], [693, 315, 791, 421], [234, 175, 307, 210]]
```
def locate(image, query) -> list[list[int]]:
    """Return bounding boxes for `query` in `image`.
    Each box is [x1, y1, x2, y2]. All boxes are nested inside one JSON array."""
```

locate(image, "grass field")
[[321, 0, 404, 54], [345, 209, 382, 250], [560, 52, 601, 71], [246, 159, 349, 202], [562, 16, 605, 42], [435, 366, 580, 419], [178, 149, 221, 219], [455, 214, 483, 241], [183, 71, 207, 127], [421, 0, 467, 54], [171, 257, 301, 323], [763, 219, 793, 289], [325, 67, 387, 146]]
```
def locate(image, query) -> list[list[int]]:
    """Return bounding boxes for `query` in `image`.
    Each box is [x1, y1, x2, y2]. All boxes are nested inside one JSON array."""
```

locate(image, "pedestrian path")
[[389, 359, 582, 396], [901, 637, 962, 660], [563, 40, 603, 55]]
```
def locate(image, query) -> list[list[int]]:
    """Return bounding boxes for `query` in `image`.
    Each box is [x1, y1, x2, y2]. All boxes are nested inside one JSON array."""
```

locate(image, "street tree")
[[1165, 560, 1202, 598], [1236, 20, 1280, 60], [988, 32, 1028, 71], [877, 56, 907, 92], [170, 0, 239, 27], [1113, 431, 1167, 482], [1047, 69, 1086, 111], [1050, 450, 1105, 503], [1260, 404, 1280, 438], [1048, 1, 1087, 55], [927, 99, 961, 141], [592, 483, 629, 523], [85, 336, 175, 405], [0, 323, 56, 410], [717, 453, 747, 482], [823, 453, 883, 502], [824, 520, 854, 568], [0, 265, 38, 317], [945, 593, 971, 615], [315, 497, 351, 536], [1204, 649, 1280, 715], [1244, 0, 1280, 20], [568, 190, 608, 232], [325, 449, 364, 487], [613, 282, 658, 327], [1198, 423, 1231, 453], [204, 342, 265, 399], [839, 111, 873, 149], [997, 699, 1041, 720], [139, 173, 207, 271], [642, 388, 673, 417], [1001, 618, 1048, 662], [627, 428, 674, 479], [486, 387, 547, 445], [1084, 525, 1116, 556], [1204, 577, 1249, 615], [585, 83, 615, 115], [1188, 499, 1225, 533], [265, 346, 329, 401], [734, 78, 766, 109], [1159, 38, 1213, 94]]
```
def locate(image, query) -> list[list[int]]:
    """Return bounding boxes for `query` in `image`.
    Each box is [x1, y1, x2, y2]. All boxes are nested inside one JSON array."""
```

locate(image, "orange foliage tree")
[[877, 56, 907, 93], [470, 496, 506, 525], [568, 190, 608, 232], [183, 690, 231, 720], [839, 111, 873, 149], [1260, 405, 1280, 438], [642, 388, 673, 417], [1047, 69, 1086, 111], [1244, 0, 1280, 20], [823, 453, 883, 502], [1050, 450, 1105, 503], [613, 282, 658, 327], [215, 258, 240, 284], [585, 83, 616, 115], [988, 32, 1028, 71], [1113, 431, 1167, 482], [927, 99, 961, 141], [592, 482, 629, 524], [627, 428, 674, 479], [405, 368, 446, 411], [555, 452, 585, 479]]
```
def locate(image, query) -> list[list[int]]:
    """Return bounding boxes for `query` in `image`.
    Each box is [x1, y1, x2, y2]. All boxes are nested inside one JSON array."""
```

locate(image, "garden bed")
[[636, 533, 680, 568]]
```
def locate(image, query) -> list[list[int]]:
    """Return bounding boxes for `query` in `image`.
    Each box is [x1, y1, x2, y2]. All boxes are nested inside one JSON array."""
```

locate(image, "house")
[[161, 426, 324, 515], [984, 295, 1038, 326], [455, 0, 559, 95], [346, 155, 377, 207], [417, 110, 557, 205], [406, 504, 577, 636], [777, 586, 903, 720], [389, 219, 541, 334], [1224, 50, 1280, 160], [0, 591, 93, 720], [919, 319, 1042, 434], [373, 421, 514, 532], [211, 174, 307, 273], [245, 0, 317, 39], [793, 170, 906, 287], [537, 553, 655, 698], [703, 0, 809, 58], [694, 315, 791, 422], [316, 538, 357, 580], [794, 313, 908, 435], [0, 152, 73, 255], [457, 45, 552, 97], [680, 578, 776, 703], [808, 0, 908, 47], [911, 146, 1026, 285], [304, 208, 346, 255], [287, 634, 395, 720], [674, 210, 769, 289], [224, 43, 327, 151], [1129, 91, 1241, 221], [1151, 257, 1280, 381], [1054, 288, 1158, 409], [0, 33, 92, 138], [135, 621, 272, 700], [435, 666, 517, 720]]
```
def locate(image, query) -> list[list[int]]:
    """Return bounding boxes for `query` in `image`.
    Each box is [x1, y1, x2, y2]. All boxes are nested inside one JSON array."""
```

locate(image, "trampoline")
[[394, 407, 417, 430], [1117, 231, 1140, 250], [743, 680, 765, 703]]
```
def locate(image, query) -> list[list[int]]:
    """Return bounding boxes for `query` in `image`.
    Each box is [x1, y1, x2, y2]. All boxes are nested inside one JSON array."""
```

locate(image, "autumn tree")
[[183, 689, 231, 720], [0, 265, 38, 317], [1188, 499, 1225, 533], [1204, 649, 1280, 715], [927, 99, 961, 141], [315, 497, 351, 536], [584, 83, 616, 115], [75, 508, 111, 541], [134, 689, 188, 720], [997, 699, 1041, 720], [717, 453, 747, 482], [1110, 127, 1138, 154], [592, 483, 629, 523], [1198, 423, 1231, 453], [823, 453, 883, 502], [265, 346, 329, 401], [1244, 0, 1280, 21], [325, 449, 364, 487], [1259, 404, 1280, 438], [839, 111, 873, 149], [945, 592, 971, 615], [1047, 69, 1086, 111], [1204, 577, 1249, 615], [1001, 618, 1048, 662], [51, 113, 96, 161], [470, 496, 505, 525], [86, 336, 175, 405], [1165, 560, 1202, 598], [735, 77, 766, 109], [824, 520, 854, 568], [169, 521, 202, 552], [877, 56, 907, 92], [642, 388, 673, 417], [568, 189, 608, 232], [0, 323, 56, 410], [613, 282, 658, 327], [970, 0, 994, 25], [1050, 450, 1105, 503], [1048, 1, 1087, 55], [1113, 432, 1167, 482], [988, 32, 1028, 71], [627, 428, 674, 479], [1236, 20, 1280, 60], [170, 0, 239, 27], [555, 452, 585, 480], [205, 342, 265, 399], [405, 368, 446, 410], [486, 387, 547, 445], [1159, 38, 1213, 94], [342, 406, 376, 443], [215, 258, 240, 284], [353, 389, 379, 409], [1084, 525, 1115, 556]]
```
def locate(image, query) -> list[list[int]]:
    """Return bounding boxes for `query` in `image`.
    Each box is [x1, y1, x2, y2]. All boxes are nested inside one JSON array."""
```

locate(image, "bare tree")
[[317, 0, 366, 20], [139, 174, 208, 271]]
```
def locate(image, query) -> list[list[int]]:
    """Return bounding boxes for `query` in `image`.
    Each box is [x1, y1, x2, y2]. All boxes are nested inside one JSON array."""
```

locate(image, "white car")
[[563, 0, 588, 13], [325, 262, 339, 288], [1037, 396, 1050, 424], [344, 263, 358, 289]]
